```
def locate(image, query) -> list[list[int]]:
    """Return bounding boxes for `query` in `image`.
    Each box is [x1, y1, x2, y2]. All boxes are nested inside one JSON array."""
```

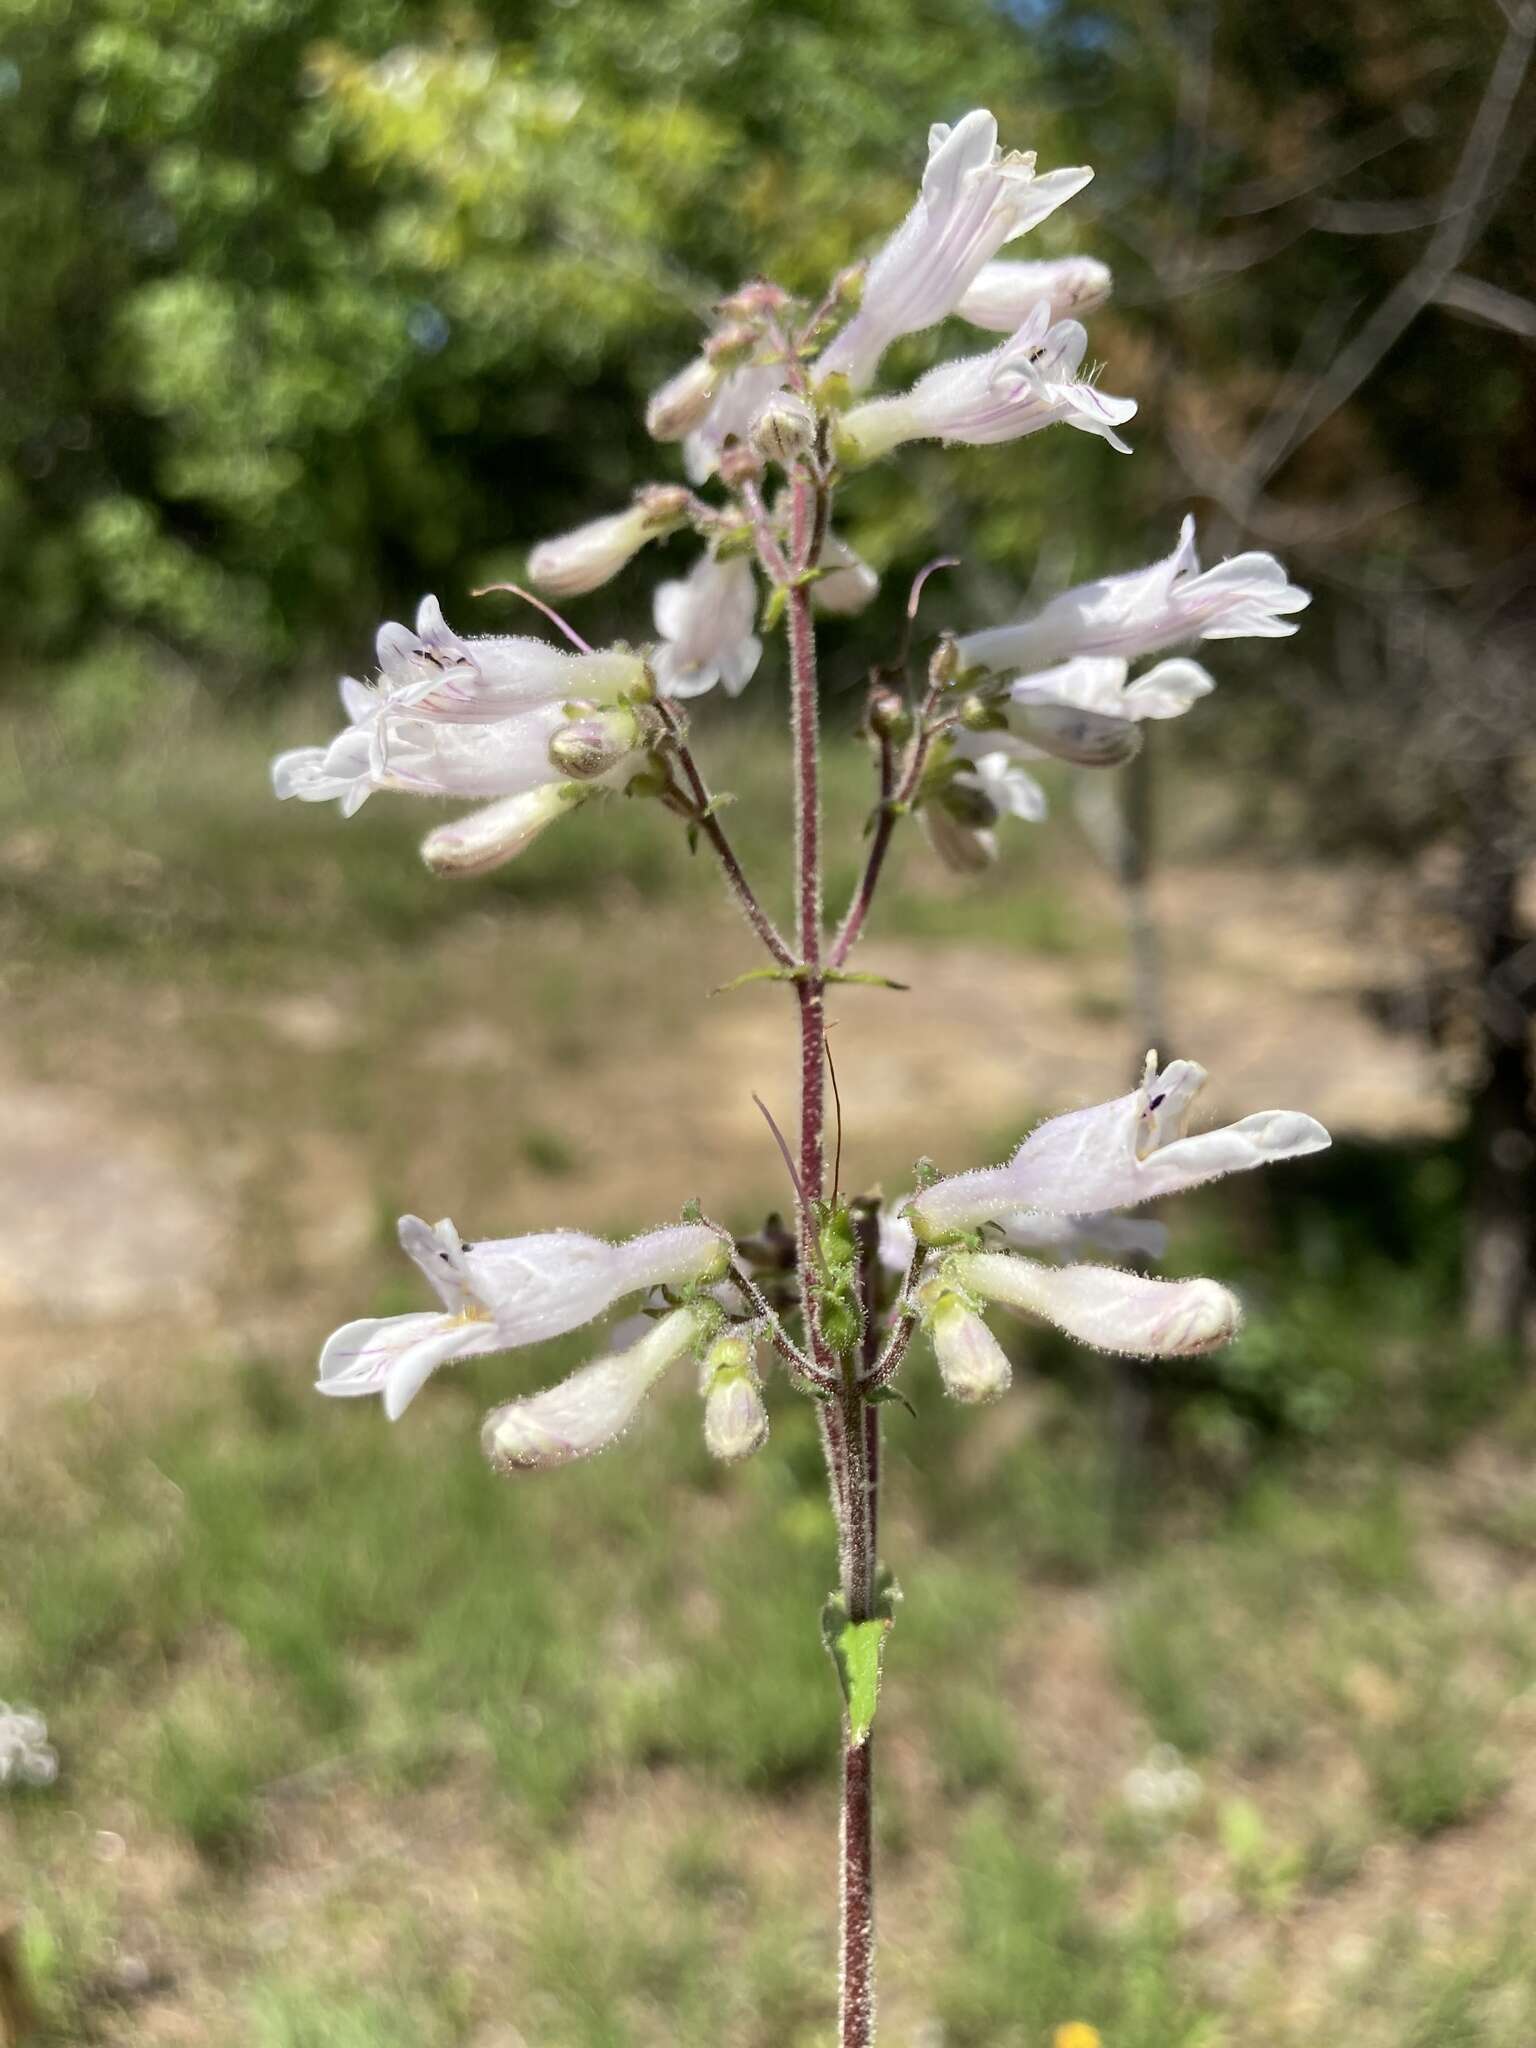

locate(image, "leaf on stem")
[[821, 1579, 901, 1747]]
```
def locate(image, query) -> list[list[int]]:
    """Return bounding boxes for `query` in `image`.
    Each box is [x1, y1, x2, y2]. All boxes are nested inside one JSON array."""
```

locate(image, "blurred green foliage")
[[0, 0, 1097, 682]]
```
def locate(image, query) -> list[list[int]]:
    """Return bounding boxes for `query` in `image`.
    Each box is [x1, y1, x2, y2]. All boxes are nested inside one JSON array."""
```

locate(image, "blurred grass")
[[0, 678, 1099, 984], [8, 1229, 1536, 2042]]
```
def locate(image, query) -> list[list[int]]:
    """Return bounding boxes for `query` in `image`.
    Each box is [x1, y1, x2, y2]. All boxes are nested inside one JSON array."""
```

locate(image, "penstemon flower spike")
[[279, 107, 1325, 2048]]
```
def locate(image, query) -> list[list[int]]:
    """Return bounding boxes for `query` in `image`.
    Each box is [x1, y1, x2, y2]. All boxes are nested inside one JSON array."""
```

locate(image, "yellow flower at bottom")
[[1054, 2026, 1103, 2048]]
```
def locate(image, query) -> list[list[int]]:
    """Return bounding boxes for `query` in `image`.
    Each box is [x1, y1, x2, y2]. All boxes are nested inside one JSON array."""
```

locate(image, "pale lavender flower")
[[950, 729, 1048, 823], [819, 110, 1093, 390], [482, 1305, 711, 1471], [909, 1053, 1330, 1239], [813, 533, 881, 616], [957, 516, 1311, 675], [1001, 654, 1215, 766], [956, 255, 1113, 331], [837, 303, 1135, 463], [317, 1216, 727, 1420], [652, 553, 763, 699], [371, 597, 646, 721]]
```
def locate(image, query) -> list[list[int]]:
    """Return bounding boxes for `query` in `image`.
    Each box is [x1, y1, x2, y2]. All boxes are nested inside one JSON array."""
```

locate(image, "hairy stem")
[[654, 701, 795, 968], [780, 461, 880, 2046]]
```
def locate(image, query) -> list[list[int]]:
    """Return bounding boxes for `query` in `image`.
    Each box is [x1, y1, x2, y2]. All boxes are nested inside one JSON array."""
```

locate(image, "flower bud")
[[928, 1291, 1012, 1404], [749, 391, 817, 468], [646, 357, 720, 441], [704, 321, 759, 371], [868, 687, 912, 745], [716, 280, 790, 322], [930, 637, 962, 688], [700, 1336, 770, 1463], [483, 1306, 704, 1473], [548, 704, 655, 780], [527, 488, 690, 599], [420, 784, 583, 877], [958, 692, 1007, 733]]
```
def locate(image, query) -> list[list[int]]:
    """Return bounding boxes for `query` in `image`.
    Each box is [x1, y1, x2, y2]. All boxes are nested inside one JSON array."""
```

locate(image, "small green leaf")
[[821, 1596, 894, 1748], [762, 585, 788, 634], [866, 1385, 916, 1420], [710, 966, 798, 997]]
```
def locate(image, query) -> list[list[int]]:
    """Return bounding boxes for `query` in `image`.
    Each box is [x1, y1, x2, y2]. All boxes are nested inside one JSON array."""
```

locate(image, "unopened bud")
[[928, 1291, 1012, 1404], [548, 705, 652, 780], [646, 358, 720, 441], [930, 638, 961, 688], [700, 1337, 769, 1463], [421, 784, 584, 878], [704, 322, 759, 371], [868, 688, 912, 744], [958, 692, 1007, 733], [716, 279, 790, 322], [750, 391, 817, 468], [528, 488, 688, 599]]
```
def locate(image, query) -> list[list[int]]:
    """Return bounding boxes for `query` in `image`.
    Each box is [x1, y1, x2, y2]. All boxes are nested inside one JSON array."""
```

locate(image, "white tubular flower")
[[818, 109, 1093, 391], [483, 1305, 709, 1473], [684, 362, 787, 482], [1001, 655, 1215, 766], [879, 1205, 1167, 1273], [908, 1052, 1331, 1242], [646, 356, 721, 441], [527, 488, 690, 598], [372, 597, 646, 720], [950, 730, 1049, 823], [957, 517, 1312, 675], [274, 698, 570, 818], [317, 1217, 727, 1421], [419, 783, 590, 877], [699, 1335, 770, 1462], [956, 255, 1112, 332], [927, 1291, 1012, 1402], [1003, 1212, 1169, 1261], [814, 532, 881, 616], [954, 1250, 1241, 1358], [838, 304, 1135, 464], [652, 553, 763, 700]]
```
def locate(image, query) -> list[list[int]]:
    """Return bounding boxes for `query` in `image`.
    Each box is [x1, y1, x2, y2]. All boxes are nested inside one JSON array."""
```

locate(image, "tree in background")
[[1034, 0, 1536, 1351], [0, 0, 1085, 676]]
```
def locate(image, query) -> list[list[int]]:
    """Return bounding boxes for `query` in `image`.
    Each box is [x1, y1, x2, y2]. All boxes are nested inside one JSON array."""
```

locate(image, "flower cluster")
[[281, 107, 1326, 1515], [896, 1054, 1329, 1403]]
